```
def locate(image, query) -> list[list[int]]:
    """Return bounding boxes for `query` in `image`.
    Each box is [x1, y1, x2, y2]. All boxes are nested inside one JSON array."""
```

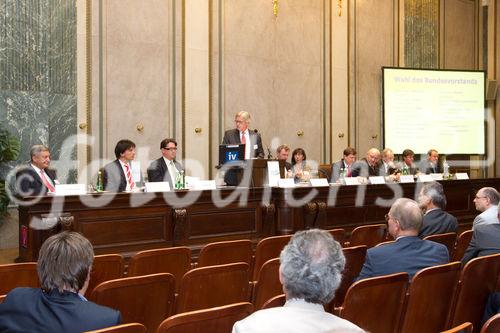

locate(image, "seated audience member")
[[147, 138, 184, 188], [472, 187, 499, 228], [276, 144, 292, 173], [232, 229, 364, 333], [351, 148, 381, 178], [103, 139, 138, 192], [398, 149, 419, 175], [15, 145, 58, 196], [482, 292, 500, 325], [418, 149, 442, 174], [330, 147, 357, 183], [0, 232, 121, 332], [417, 181, 458, 237], [290, 148, 311, 183], [357, 198, 449, 280], [462, 201, 500, 264]]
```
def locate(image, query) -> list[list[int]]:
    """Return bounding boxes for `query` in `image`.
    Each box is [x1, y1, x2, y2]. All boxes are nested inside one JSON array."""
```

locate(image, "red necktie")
[[346, 165, 351, 177], [40, 170, 55, 192], [124, 163, 135, 191], [241, 132, 248, 159]]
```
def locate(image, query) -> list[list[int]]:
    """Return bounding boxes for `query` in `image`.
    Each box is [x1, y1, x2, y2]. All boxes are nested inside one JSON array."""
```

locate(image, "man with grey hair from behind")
[[417, 181, 458, 237], [0, 232, 121, 332], [232, 229, 364, 333]]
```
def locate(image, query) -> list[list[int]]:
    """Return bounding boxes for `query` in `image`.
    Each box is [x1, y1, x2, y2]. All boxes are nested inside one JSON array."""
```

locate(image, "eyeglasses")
[[162, 147, 177, 151], [384, 213, 391, 222], [474, 195, 487, 200]]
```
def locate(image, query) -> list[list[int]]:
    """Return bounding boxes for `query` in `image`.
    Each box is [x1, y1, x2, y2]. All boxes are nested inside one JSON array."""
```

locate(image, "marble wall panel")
[[0, 0, 77, 182]]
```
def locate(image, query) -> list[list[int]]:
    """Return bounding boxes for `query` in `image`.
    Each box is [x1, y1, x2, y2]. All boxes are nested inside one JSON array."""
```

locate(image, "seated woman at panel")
[[290, 148, 311, 183]]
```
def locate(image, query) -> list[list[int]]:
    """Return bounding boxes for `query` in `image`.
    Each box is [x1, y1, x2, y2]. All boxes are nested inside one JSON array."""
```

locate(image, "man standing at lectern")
[[222, 111, 264, 159], [222, 111, 264, 186]]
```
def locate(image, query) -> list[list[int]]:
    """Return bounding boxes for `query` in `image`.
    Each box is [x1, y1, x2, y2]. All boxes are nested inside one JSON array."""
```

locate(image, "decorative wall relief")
[[404, 0, 439, 68]]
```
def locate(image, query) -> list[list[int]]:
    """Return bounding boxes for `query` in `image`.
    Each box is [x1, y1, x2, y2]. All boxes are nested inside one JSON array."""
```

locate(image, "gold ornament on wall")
[[337, 0, 342, 17], [273, 0, 278, 17]]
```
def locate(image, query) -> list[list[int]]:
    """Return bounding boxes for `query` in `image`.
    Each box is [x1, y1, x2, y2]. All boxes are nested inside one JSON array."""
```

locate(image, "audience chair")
[[197, 240, 253, 268], [450, 253, 500, 333], [157, 302, 253, 333], [375, 240, 395, 247], [85, 254, 124, 298], [329, 245, 367, 309], [261, 294, 286, 309], [175, 262, 250, 314], [83, 323, 147, 333], [424, 232, 457, 258], [0, 295, 5, 303], [327, 228, 346, 245], [127, 247, 191, 292], [399, 262, 461, 333], [90, 273, 175, 333], [481, 313, 500, 333], [441, 322, 473, 333], [338, 272, 409, 333], [252, 258, 281, 309], [252, 235, 291, 281], [452, 230, 473, 262], [347, 224, 387, 248], [0, 262, 39, 295]]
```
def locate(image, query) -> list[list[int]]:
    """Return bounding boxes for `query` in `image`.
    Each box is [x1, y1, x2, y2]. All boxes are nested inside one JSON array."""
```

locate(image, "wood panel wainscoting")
[[16, 178, 500, 262]]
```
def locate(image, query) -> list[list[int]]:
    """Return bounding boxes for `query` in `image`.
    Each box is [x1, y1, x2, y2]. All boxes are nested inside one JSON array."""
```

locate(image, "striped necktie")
[[124, 163, 135, 191]]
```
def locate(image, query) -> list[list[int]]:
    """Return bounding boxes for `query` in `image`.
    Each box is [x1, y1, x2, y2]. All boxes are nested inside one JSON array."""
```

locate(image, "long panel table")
[[17, 178, 500, 262]]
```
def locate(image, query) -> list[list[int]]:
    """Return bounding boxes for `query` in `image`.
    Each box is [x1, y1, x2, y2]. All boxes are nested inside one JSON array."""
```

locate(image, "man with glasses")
[[472, 187, 499, 229], [357, 198, 449, 280], [147, 138, 184, 188], [462, 199, 500, 264]]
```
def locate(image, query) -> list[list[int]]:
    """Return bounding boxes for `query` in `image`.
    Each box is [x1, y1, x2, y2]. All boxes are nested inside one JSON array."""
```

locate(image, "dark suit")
[[357, 236, 449, 280], [222, 128, 264, 159], [380, 162, 398, 177], [419, 209, 458, 238], [15, 164, 57, 196], [462, 223, 500, 264], [103, 160, 127, 192], [482, 292, 500, 324], [0, 288, 121, 333], [351, 158, 381, 177], [418, 160, 442, 174], [147, 157, 184, 188]]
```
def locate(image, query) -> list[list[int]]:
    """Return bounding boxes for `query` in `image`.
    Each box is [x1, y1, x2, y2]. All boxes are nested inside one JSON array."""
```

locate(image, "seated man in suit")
[[418, 149, 442, 174], [357, 198, 449, 280], [398, 149, 419, 176], [232, 229, 364, 333], [276, 144, 292, 174], [222, 111, 264, 186], [462, 201, 500, 264], [0, 231, 121, 333], [15, 145, 58, 196], [351, 147, 381, 178], [330, 147, 357, 183], [417, 181, 458, 237], [380, 148, 401, 183], [147, 138, 184, 188], [472, 187, 499, 229], [103, 139, 138, 192]]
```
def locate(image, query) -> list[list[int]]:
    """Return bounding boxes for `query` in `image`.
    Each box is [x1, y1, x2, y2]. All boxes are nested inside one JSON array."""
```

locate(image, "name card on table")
[[184, 176, 200, 189], [278, 178, 295, 188], [369, 176, 385, 185], [430, 173, 444, 181], [399, 175, 414, 183], [310, 178, 329, 187], [417, 174, 434, 182], [454, 173, 469, 180], [144, 182, 171, 192], [194, 180, 217, 190], [344, 177, 361, 186], [267, 161, 281, 186], [55, 184, 87, 196]]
